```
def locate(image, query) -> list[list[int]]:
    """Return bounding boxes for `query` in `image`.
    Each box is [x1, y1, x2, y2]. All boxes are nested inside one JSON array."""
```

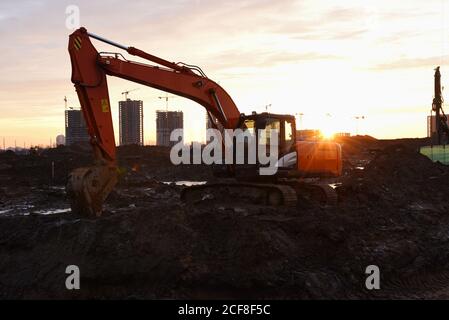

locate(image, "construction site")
[[2, 7, 449, 301]]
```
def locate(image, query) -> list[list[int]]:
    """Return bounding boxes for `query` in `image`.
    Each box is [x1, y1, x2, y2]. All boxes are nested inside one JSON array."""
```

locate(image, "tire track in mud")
[[380, 270, 449, 298]]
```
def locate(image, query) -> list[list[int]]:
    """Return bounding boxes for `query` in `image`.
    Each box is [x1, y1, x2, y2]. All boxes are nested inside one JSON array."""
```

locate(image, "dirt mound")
[[334, 135, 380, 175], [335, 135, 379, 157], [0, 201, 362, 299], [338, 144, 449, 209]]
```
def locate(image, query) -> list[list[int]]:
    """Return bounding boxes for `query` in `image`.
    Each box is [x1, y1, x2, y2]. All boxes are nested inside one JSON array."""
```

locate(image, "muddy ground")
[[1, 136, 449, 299]]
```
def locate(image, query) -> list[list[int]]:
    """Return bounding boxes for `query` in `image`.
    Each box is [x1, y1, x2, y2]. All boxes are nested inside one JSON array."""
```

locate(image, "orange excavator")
[[67, 27, 342, 217]]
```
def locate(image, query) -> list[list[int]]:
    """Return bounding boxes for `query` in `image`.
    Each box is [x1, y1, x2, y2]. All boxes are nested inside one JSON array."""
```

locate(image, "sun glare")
[[320, 127, 336, 140]]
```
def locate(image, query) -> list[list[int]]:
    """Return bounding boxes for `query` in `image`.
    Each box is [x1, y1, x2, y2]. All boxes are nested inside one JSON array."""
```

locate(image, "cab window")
[[261, 118, 280, 147], [284, 120, 293, 143]]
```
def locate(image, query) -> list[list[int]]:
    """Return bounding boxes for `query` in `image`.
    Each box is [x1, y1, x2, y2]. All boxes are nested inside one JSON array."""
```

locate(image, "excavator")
[[67, 27, 342, 217]]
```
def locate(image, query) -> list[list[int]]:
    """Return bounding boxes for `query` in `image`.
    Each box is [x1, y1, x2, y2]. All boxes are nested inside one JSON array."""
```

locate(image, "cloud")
[[373, 55, 449, 70], [375, 30, 423, 45], [209, 50, 340, 71], [293, 28, 369, 40]]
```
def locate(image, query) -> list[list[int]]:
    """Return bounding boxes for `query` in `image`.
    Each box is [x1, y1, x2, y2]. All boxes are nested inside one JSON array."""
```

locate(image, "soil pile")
[[339, 144, 449, 209]]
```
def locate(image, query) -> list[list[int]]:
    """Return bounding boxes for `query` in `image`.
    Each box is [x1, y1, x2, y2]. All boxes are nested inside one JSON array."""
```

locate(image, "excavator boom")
[[68, 27, 241, 216]]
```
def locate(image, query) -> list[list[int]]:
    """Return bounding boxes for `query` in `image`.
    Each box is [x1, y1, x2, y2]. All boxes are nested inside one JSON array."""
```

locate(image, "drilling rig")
[[432, 66, 449, 145]]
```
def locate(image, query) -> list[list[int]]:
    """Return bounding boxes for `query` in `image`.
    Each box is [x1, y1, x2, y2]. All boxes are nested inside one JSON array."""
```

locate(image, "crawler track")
[[181, 182, 298, 206], [181, 181, 338, 207]]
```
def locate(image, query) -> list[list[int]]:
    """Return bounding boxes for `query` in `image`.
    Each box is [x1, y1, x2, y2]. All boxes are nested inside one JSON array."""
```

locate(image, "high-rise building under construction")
[[65, 109, 90, 145], [119, 99, 144, 146], [156, 111, 183, 147]]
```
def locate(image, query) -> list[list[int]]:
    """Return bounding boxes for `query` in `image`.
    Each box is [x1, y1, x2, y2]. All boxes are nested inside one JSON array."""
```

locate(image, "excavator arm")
[[68, 27, 241, 217]]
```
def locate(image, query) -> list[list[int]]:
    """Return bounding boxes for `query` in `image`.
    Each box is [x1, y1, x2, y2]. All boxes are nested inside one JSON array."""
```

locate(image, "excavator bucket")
[[66, 165, 118, 217]]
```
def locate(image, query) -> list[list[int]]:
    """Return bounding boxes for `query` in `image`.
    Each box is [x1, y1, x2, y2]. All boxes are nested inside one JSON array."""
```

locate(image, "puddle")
[[49, 186, 65, 191], [0, 204, 70, 216], [0, 204, 35, 216], [163, 181, 207, 186], [32, 208, 71, 215], [408, 203, 435, 211]]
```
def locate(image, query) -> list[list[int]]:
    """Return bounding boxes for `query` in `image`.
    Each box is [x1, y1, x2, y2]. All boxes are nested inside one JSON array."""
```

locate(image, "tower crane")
[[121, 88, 139, 100]]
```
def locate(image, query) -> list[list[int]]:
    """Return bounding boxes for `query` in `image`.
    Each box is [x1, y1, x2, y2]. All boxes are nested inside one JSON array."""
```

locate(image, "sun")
[[321, 127, 336, 140], [320, 115, 338, 139]]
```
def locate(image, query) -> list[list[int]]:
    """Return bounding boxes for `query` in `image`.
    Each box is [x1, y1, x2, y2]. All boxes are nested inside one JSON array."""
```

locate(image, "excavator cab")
[[241, 112, 296, 160], [228, 113, 296, 180], [232, 112, 341, 179]]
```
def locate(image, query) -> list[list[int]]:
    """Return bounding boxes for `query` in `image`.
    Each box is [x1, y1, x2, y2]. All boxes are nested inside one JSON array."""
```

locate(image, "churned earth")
[[1, 136, 449, 299]]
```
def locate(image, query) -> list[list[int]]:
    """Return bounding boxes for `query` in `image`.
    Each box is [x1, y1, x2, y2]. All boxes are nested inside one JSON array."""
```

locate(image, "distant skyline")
[[1, 0, 449, 147]]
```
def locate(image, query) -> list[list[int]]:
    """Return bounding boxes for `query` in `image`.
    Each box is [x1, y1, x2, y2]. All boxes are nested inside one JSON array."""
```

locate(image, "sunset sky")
[[1, 0, 449, 147]]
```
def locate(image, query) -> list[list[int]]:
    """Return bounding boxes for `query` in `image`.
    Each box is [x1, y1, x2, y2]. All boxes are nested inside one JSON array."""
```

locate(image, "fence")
[[420, 145, 449, 165]]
